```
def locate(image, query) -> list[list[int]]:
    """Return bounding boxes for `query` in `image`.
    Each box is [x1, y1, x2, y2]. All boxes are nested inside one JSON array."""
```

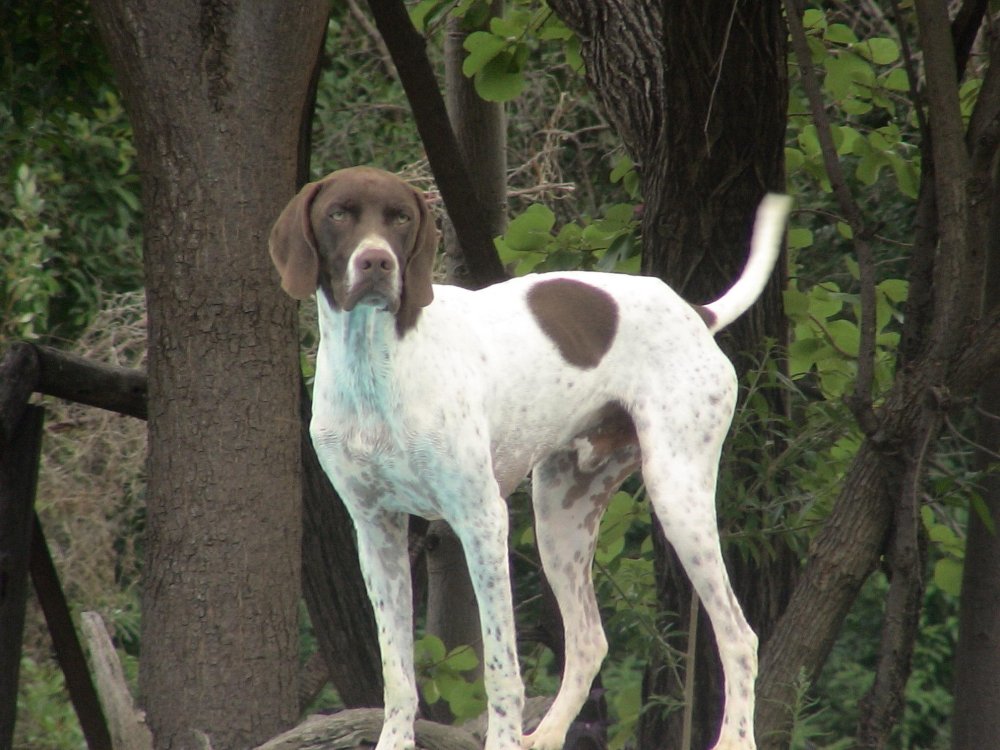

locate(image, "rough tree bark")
[[547, 2, 790, 746], [89, 2, 329, 748], [951, 53, 1000, 744]]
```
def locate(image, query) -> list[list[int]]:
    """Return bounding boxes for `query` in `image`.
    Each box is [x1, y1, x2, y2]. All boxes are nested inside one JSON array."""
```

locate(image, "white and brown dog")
[[270, 166, 790, 750]]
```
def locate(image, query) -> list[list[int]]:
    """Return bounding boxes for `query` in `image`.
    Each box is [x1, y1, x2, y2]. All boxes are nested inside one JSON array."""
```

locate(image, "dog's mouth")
[[342, 280, 401, 314]]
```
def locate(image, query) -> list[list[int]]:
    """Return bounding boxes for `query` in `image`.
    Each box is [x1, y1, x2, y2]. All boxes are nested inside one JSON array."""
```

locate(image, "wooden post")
[[0, 405, 44, 750], [31, 518, 112, 750]]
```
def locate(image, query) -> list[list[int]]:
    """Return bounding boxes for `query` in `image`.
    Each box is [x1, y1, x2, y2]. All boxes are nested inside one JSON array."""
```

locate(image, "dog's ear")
[[397, 186, 438, 332], [269, 180, 324, 299]]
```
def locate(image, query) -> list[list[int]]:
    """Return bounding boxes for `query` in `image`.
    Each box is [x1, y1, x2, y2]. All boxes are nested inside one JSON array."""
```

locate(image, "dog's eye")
[[390, 211, 410, 226], [330, 208, 349, 222]]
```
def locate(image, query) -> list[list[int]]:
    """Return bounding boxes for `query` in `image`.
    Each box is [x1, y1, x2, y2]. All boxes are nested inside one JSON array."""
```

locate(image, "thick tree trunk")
[[950, 131, 1000, 750], [951, 390, 1000, 748], [548, 1, 789, 746], [89, 2, 329, 748]]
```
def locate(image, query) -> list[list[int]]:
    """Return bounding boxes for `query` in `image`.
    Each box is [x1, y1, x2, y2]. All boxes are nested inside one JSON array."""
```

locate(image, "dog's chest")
[[310, 337, 476, 519]]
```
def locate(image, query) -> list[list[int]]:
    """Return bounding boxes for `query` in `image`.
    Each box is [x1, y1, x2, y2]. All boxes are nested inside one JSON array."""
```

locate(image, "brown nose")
[[354, 246, 396, 278]]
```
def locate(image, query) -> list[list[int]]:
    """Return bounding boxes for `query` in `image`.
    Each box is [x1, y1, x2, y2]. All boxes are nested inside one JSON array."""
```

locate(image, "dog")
[[269, 166, 790, 750]]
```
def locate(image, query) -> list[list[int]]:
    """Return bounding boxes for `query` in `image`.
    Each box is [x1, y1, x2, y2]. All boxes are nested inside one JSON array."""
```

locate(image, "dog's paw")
[[521, 726, 567, 750]]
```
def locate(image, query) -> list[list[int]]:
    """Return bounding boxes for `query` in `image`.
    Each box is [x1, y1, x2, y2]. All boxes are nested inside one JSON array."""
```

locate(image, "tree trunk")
[[440, 3, 508, 285], [951, 384, 1000, 748], [951, 131, 1000, 750], [547, 1, 789, 746], [89, 3, 329, 748]]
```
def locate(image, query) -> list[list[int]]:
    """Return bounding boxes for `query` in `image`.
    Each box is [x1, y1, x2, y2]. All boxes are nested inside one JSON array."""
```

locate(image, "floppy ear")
[[269, 180, 324, 299], [397, 187, 439, 331]]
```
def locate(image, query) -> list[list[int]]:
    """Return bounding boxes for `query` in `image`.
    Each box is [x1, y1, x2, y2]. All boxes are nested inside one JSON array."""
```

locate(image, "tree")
[[88, 2, 329, 747], [759, 2, 1000, 746]]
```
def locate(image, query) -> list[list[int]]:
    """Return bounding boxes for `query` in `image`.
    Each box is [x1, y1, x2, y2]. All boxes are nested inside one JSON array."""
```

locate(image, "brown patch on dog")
[[691, 303, 716, 329], [527, 278, 619, 368], [573, 402, 638, 473]]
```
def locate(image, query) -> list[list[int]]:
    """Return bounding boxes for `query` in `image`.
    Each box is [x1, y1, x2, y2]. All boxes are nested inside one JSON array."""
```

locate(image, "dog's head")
[[269, 166, 439, 334]]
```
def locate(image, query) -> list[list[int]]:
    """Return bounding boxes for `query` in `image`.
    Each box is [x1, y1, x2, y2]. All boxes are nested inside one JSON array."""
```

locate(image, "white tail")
[[701, 193, 792, 333]]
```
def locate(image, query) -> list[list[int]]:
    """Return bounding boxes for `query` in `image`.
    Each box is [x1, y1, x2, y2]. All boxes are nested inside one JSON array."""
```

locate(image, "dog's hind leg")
[[524, 444, 640, 750], [636, 392, 758, 750]]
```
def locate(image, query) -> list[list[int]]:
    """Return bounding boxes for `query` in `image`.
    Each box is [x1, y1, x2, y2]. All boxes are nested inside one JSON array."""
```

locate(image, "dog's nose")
[[354, 246, 396, 277]]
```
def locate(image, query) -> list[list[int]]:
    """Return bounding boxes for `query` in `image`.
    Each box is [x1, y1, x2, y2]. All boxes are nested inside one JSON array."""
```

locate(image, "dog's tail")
[[700, 193, 793, 334]]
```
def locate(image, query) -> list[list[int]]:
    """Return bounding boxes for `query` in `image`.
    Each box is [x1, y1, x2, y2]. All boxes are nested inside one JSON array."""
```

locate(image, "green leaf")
[[933, 557, 963, 597], [877, 278, 909, 303], [415, 634, 447, 664], [422, 678, 441, 704], [798, 125, 821, 157], [444, 678, 487, 720], [783, 288, 810, 319], [971, 494, 997, 535], [825, 23, 858, 45], [474, 46, 528, 101], [888, 154, 920, 199], [610, 156, 634, 183], [841, 97, 873, 116], [462, 31, 506, 77], [785, 146, 805, 172], [444, 645, 479, 672], [788, 226, 813, 250], [788, 337, 825, 376], [803, 8, 827, 31], [883, 67, 910, 92], [833, 125, 862, 156], [854, 37, 900, 65], [808, 283, 845, 320], [503, 203, 555, 252], [410, 0, 448, 32], [824, 53, 875, 101], [825, 319, 860, 356]]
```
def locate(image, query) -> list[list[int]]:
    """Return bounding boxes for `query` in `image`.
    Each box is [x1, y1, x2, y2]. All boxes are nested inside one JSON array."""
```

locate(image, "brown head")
[[269, 166, 439, 334]]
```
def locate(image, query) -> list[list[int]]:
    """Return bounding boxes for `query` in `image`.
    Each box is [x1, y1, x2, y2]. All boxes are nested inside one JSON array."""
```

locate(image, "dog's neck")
[[315, 291, 402, 404]]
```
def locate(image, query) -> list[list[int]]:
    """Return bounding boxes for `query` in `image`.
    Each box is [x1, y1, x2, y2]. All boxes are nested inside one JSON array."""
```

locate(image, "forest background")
[[2, 1, 999, 749]]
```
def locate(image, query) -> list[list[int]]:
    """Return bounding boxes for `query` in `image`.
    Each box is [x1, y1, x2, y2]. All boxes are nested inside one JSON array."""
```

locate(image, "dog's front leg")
[[451, 494, 526, 750], [352, 509, 417, 750]]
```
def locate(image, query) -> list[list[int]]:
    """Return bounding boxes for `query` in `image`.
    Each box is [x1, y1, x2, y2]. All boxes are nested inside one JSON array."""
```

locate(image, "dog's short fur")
[[270, 166, 790, 750]]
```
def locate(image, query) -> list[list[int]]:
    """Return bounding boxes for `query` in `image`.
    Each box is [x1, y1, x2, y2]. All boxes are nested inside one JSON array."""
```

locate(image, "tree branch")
[[784, 0, 878, 434], [365, 0, 507, 288], [915, 0, 975, 356]]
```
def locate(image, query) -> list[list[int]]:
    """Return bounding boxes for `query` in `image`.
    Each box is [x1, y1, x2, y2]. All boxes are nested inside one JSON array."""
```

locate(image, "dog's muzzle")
[[343, 245, 401, 312]]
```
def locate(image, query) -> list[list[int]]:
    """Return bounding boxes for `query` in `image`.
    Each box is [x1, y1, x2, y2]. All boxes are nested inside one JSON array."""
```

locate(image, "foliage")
[[494, 191, 640, 275], [412, 0, 582, 103], [1, 0, 142, 343], [1, 165, 61, 340], [805, 574, 956, 750], [787, 7, 919, 201], [14, 655, 85, 750], [414, 634, 488, 721]]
